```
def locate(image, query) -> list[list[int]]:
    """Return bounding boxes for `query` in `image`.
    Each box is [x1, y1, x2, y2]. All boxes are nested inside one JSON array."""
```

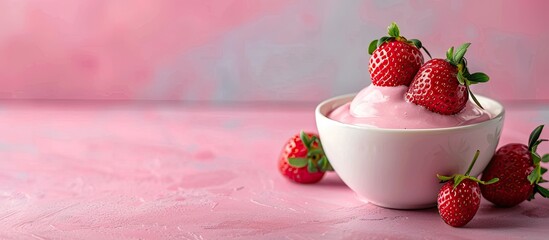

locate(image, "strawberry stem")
[[422, 46, 432, 59], [466, 83, 485, 109], [465, 150, 480, 176], [437, 150, 499, 188]]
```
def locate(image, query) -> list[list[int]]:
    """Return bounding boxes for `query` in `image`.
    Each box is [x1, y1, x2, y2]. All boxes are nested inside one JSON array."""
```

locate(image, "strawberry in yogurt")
[[368, 22, 430, 86], [329, 24, 491, 129]]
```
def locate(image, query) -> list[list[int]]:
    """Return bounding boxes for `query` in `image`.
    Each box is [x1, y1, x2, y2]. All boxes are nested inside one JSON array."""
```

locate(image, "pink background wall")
[[0, 0, 547, 102]]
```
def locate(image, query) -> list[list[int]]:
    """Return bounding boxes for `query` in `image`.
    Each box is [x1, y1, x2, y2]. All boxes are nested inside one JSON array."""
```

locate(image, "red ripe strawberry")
[[437, 150, 498, 227], [368, 22, 430, 86], [405, 43, 489, 115], [278, 131, 333, 184], [438, 179, 481, 227], [480, 125, 549, 207]]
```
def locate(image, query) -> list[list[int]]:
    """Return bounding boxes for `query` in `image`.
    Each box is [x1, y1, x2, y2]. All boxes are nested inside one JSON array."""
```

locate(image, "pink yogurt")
[[328, 84, 492, 129]]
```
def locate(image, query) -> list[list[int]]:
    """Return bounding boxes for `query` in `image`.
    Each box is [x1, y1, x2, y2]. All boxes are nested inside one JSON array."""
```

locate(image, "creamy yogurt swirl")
[[328, 84, 492, 129]]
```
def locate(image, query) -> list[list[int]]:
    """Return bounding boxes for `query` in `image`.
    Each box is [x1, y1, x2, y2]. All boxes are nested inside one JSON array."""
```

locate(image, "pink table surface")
[[0, 101, 548, 239]]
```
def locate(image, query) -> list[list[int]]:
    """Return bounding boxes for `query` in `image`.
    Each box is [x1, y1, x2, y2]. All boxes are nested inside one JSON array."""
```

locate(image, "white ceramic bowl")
[[315, 94, 505, 209]]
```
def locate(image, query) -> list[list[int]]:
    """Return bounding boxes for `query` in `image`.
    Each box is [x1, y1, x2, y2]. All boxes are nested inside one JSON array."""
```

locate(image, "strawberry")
[[278, 131, 333, 184], [405, 43, 489, 115], [368, 22, 431, 86], [437, 150, 498, 227], [480, 125, 549, 207]]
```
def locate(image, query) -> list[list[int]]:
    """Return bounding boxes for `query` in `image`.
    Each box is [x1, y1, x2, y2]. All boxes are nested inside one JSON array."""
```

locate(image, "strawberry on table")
[[278, 131, 333, 184], [368, 22, 431, 87], [480, 125, 549, 207], [437, 150, 499, 227], [405, 43, 489, 115]]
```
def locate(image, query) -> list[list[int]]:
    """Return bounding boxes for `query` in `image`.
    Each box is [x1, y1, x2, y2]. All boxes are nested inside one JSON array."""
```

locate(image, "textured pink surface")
[[0, 0, 547, 101], [0, 101, 547, 239]]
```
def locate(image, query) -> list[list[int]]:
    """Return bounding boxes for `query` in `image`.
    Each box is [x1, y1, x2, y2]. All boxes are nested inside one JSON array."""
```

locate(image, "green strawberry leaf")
[[457, 71, 467, 85], [319, 156, 333, 172], [532, 143, 539, 153], [368, 40, 378, 55], [307, 159, 318, 173], [536, 139, 548, 148], [309, 135, 318, 148], [453, 175, 466, 188], [325, 161, 334, 171], [377, 36, 391, 48], [307, 149, 323, 158], [532, 151, 542, 164], [541, 167, 548, 175], [300, 131, 311, 149], [318, 157, 326, 170], [528, 167, 540, 184], [288, 158, 308, 168], [482, 177, 500, 185], [531, 140, 547, 153], [387, 22, 400, 37], [437, 174, 455, 182], [316, 137, 324, 149], [467, 72, 490, 83], [446, 46, 454, 62], [542, 154, 549, 163], [409, 39, 422, 49], [453, 43, 471, 64], [535, 185, 549, 198], [528, 125, 545, 151]]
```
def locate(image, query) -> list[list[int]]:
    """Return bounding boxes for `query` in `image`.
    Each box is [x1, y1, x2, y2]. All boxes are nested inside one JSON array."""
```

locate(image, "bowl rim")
[[315, 93, 505, 133]]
